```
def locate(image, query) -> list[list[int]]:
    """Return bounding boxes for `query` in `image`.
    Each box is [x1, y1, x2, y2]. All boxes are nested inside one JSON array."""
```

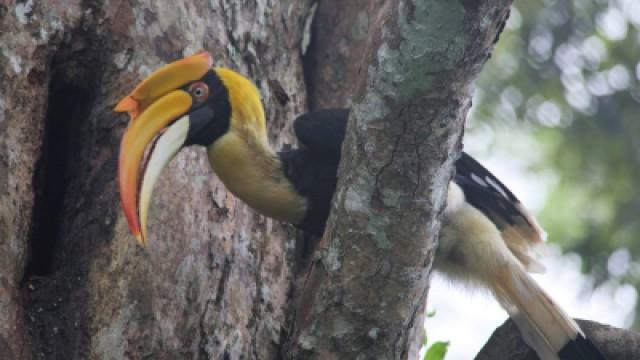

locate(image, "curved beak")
[[115, 51, 212, 246]]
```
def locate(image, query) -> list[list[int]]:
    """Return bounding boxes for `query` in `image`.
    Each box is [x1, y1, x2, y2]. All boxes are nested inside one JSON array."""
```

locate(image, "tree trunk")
[[287, 0, 512, 358], [1, 0, 507, 359], [1, 1, 312, 358]]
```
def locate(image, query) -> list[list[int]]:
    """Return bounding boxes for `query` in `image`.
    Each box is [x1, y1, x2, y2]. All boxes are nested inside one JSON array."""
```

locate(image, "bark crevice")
[[0, 1, 531, 359], [287, 1, 514, 358], [24, 76, 92, 279], [21, 24, 109, 358]]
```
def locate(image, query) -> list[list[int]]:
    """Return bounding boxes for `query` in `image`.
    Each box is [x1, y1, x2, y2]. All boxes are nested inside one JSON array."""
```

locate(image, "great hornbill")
[[116, 51, 605, 360]]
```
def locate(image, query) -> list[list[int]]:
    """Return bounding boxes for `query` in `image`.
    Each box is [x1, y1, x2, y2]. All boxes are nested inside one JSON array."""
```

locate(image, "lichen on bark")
[[289, 0, 513, 359], [1, 1, 314, 359], [2, 1, 586, 359]]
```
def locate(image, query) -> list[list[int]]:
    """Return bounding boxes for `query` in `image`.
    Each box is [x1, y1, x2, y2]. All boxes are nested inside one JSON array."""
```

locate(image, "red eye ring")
[[188, 82, 209, 103]]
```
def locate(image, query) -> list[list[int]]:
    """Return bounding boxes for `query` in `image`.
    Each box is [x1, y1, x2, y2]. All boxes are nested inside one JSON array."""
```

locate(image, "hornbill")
[[116, 51, 605, 360]]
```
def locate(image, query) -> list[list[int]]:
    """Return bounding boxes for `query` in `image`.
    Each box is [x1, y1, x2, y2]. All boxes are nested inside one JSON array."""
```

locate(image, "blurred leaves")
[[423, 341, 449, 360], [423, 310, 449, 360], [471, 0, 640, 326]]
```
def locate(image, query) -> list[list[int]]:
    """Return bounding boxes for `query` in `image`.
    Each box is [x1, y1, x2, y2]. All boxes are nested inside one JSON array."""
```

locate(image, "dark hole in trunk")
[[24, 82, 87, 279]]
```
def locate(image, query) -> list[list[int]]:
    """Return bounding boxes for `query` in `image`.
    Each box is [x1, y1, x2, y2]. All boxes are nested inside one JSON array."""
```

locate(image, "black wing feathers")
[[455, 152, 531, 230], [280, 109, 350, 236], [279, 149, 338, 236], [293, 108, 349, 164]]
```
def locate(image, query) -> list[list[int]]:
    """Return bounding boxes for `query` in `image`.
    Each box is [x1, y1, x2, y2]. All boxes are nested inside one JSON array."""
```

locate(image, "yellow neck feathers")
[[215, 68, 270, 150], [206, 68, 307, 224]]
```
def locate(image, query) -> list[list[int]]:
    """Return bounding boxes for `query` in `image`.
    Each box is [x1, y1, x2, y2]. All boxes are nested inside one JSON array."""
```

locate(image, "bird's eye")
[[188, 82, 209, 104]]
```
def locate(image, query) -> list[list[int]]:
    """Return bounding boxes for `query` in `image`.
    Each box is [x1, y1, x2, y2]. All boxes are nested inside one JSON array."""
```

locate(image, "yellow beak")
[[115, 51, 212, 246]]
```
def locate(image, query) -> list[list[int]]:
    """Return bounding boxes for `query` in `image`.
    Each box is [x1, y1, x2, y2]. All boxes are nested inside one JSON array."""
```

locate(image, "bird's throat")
[[207, 131, 307, 224]]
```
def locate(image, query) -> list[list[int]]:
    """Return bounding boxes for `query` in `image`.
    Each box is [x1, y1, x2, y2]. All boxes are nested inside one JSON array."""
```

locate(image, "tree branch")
[[477, 319, 640, 360], [289, 0, 513, 358]]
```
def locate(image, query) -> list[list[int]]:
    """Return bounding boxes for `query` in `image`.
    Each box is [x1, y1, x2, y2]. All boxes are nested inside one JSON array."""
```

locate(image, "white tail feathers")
[[437, 182, 606, 359], [490, 263, 584, 360]]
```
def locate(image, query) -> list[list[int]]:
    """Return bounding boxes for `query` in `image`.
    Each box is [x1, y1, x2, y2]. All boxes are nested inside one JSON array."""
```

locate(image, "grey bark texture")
[[477, 319, 640, 360], [0, 0, 566, 359], [1, 1, 312, 359], [288, 0, 513, 359]]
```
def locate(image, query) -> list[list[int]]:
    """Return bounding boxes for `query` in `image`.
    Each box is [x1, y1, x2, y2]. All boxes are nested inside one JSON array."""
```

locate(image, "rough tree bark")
[[1, 1, 312, 358], [3, 1, 602, 360], [287, 0, 513, 359]]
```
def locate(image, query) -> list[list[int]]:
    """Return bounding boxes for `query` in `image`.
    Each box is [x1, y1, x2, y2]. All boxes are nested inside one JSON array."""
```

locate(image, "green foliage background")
[[471, 0, 640, 326], [423, 311, 449, 360]]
